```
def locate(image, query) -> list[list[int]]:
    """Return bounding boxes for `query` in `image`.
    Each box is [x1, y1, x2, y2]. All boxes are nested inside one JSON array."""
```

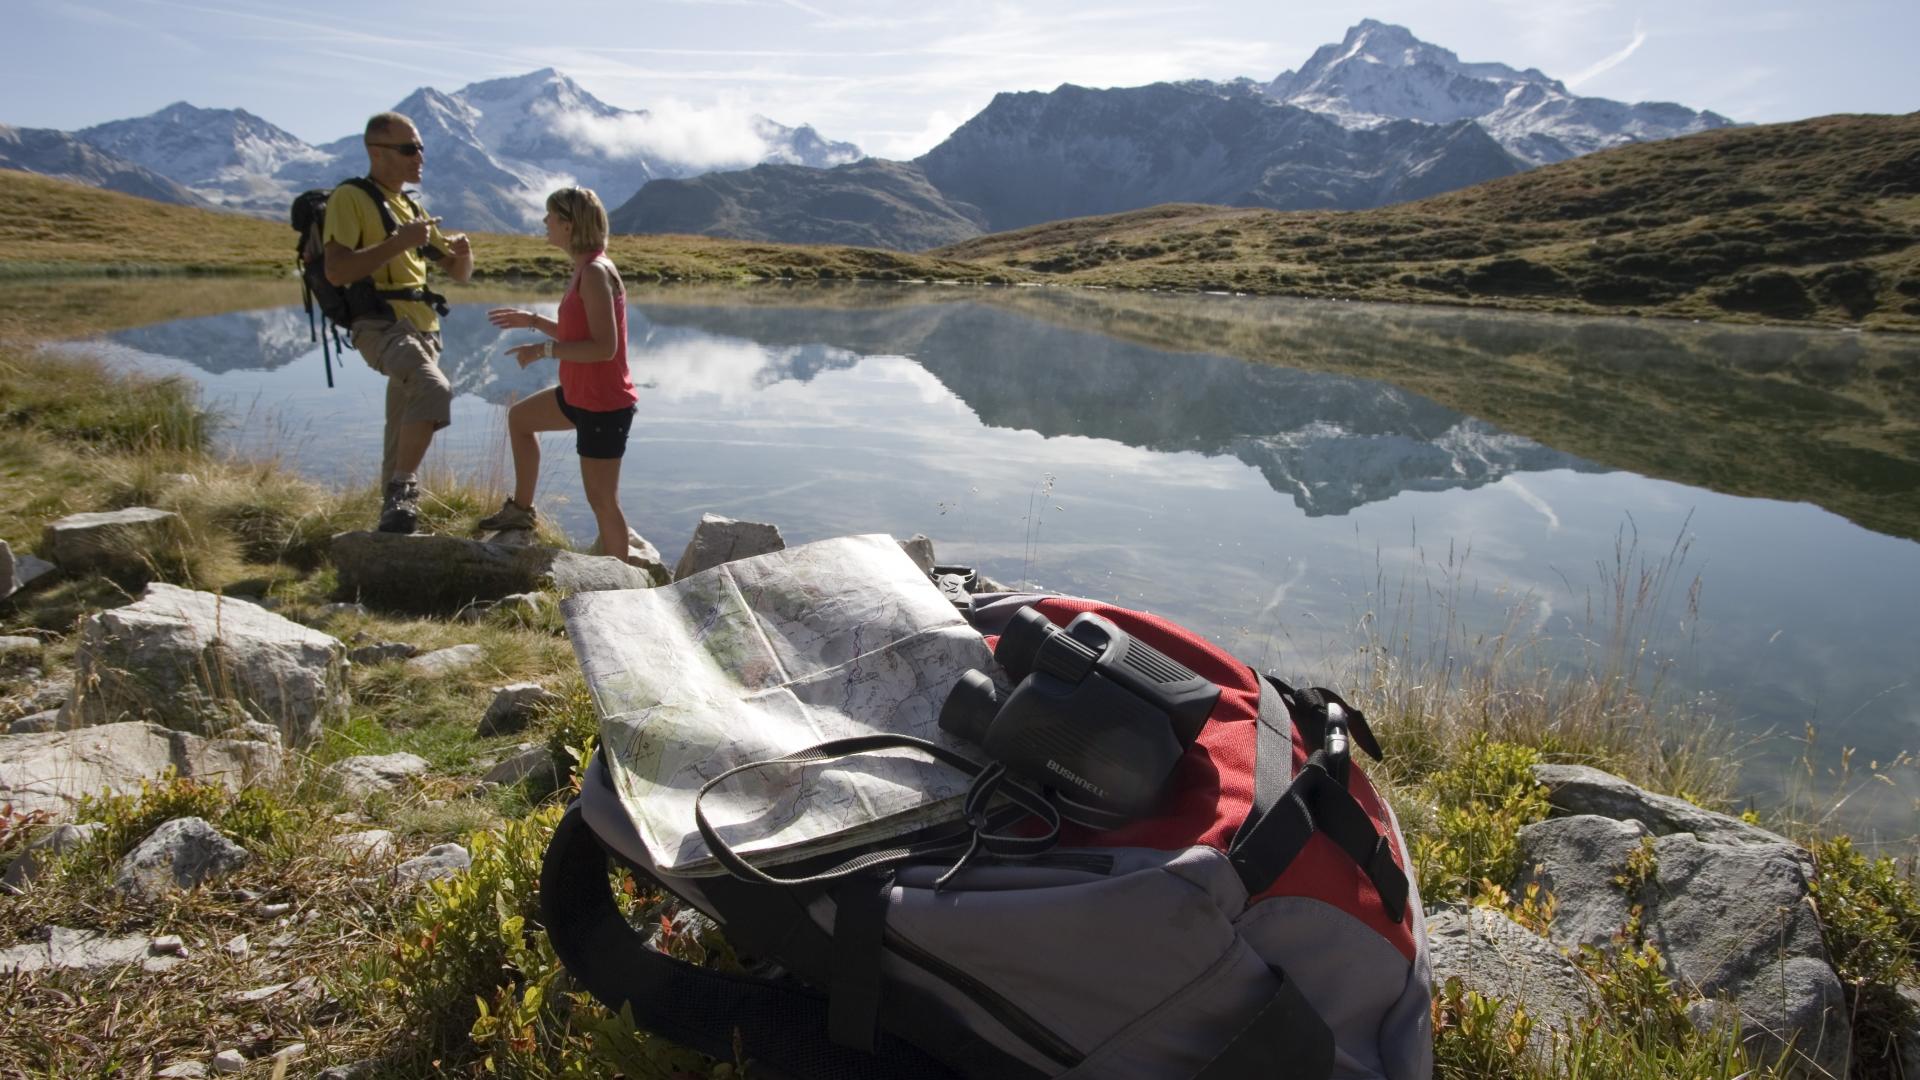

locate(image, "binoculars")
[[940, 608, 1219, 822]]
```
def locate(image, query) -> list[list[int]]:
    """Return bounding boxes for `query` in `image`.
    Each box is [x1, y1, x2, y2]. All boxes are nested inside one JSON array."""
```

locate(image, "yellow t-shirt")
[[321, 180, 451, 333]]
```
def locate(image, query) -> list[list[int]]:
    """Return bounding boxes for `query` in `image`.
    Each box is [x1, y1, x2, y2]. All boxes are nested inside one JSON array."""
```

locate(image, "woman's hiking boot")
[[378, 479, 422, 534], [477, 497, 538, 532]]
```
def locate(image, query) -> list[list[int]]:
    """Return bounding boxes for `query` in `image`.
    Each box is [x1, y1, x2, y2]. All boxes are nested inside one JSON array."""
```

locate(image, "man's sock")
[[390, 471, 418, 489]]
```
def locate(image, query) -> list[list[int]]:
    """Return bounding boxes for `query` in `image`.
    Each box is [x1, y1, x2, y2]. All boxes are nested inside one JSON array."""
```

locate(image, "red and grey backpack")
[[542, 589, 1432, 1079]]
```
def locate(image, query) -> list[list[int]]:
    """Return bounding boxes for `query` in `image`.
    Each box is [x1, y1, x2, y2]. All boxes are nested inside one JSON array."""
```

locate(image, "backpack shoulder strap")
[[541, 802, 973, 1080], [340, 176, 399, 238]]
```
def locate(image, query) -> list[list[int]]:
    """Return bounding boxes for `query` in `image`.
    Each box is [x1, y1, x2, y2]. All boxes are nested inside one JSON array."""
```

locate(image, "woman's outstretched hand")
[[507, 343, 547, 368], [488, 307, 536, 330]]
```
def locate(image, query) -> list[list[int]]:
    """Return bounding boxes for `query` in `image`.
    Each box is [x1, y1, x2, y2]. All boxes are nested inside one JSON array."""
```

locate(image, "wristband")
[[544, 340, 555, 360]]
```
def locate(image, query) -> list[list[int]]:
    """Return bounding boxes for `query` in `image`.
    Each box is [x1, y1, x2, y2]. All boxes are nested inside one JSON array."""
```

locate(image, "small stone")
[[113, 817, 251, 899], [7, 709, 61, 735], [405, 643, 486, 677], [155, 1063, 208, 1079], [2, 821, 103, 891], [346, 640, 418, 666], [324, 752, 430, 798], [229, 887, 262, 903], [672, 514, 785, 580], [392, 843, 471, 888], [480, 745, 560, 793], [258, 902, 292, 917], [896, 534, 937, 575], [211, 1049, 247, 1074], [318, 602, 369, 620], [454, 601, 495, 624], [149, 934, 187, 956], [477, 682, 563, 737], [224, 933, 250, 960], [332, 828, 396, 863]]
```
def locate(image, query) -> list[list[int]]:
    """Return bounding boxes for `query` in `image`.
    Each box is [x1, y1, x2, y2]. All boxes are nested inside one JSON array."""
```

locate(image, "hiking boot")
[[377, 480, 421, 534], [476, 497, 537, 532]]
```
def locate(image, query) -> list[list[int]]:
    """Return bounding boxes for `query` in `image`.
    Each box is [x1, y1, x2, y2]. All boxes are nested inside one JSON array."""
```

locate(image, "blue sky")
[[5, 0, 1915, 159]]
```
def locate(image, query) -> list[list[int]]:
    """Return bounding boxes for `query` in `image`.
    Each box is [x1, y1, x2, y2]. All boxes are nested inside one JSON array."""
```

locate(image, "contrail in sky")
[[1566, 25, 1648, 88]]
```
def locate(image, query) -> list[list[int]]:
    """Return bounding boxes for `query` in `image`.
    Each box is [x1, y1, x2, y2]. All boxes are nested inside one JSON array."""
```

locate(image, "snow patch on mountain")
[[1265, 19, 1731, 165]]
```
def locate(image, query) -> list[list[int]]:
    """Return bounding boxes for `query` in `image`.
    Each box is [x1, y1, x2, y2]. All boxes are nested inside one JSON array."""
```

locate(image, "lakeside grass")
[[0, 335, 1916, 1076]]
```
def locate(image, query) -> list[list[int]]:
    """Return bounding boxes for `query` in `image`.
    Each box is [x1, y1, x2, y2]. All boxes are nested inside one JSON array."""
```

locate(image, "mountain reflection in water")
[[83, 284, 1920, 836]]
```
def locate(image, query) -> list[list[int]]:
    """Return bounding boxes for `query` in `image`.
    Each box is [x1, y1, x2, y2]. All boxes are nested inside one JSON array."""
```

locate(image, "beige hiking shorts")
[[352, 317, 453, 481]]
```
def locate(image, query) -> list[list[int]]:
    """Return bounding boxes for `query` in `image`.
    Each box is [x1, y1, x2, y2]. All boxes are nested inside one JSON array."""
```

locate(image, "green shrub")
[[1412, 735, 1552, 906], [1811, 835, 1920, 1075]]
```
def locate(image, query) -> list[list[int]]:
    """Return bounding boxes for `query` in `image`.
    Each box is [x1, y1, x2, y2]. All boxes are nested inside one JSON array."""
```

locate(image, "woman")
[[479, 187, 638, 563]]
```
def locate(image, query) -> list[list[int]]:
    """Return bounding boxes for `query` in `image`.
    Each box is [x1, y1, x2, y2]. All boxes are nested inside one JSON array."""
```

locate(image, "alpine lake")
[[21, 277, 1920, 839]]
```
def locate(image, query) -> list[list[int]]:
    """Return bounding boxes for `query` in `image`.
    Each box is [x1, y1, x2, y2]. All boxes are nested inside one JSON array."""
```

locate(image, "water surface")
[[44, 281, 1920, 835]]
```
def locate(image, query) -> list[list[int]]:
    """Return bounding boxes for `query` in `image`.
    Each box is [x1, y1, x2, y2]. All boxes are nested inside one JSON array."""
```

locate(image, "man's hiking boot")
[[378, 480, 422, 534], [477, 497, 537, 532]]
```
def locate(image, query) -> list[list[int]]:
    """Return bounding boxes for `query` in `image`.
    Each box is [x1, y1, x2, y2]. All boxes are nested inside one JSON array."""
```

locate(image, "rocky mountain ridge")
[[21, 69, 858, 230]]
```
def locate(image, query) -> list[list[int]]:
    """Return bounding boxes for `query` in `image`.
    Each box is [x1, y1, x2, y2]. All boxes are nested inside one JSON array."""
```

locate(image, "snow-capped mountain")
[[76, 103, 330, 211], [0, 124, 209, 207], [1266, 19, 1732, 165], [18, 69, 860, 229], [614, 81, 1526, 250]]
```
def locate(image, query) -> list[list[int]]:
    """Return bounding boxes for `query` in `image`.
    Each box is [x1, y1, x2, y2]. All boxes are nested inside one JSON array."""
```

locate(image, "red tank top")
[[555, 254, 637, 411]]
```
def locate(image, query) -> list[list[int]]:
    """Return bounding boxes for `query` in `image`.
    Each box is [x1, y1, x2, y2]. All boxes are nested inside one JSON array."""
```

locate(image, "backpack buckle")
[[1322, 702, 1352, 788]]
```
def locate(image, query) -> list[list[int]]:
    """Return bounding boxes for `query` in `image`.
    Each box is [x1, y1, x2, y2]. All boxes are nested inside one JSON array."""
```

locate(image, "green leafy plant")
[[1412, 734, 1552, 906]]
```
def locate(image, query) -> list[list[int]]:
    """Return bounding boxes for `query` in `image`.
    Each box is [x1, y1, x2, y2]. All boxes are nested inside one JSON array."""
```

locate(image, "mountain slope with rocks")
[[612, 81, 1526, 250], [0, 126, 209, 208]]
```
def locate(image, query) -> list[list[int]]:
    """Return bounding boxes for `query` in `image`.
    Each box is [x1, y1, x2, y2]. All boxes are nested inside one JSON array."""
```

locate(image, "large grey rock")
[[673, 514, 785, 580], [1426, 905, 1598, 1067], [324, 752, 429, 798], [114, 816, 251, 899], [1, 821, 104, 892], [1531, 764, 1791, 848], [1517, 813, 1847, 1076], [0, 925, 182, 974], [1514, 815, 1651, 950], [331, 531, 649, 614], [406, 643, 485, 678], [477, 682, 561, 737], [0, 722, 279, 817], [392, 842, 470, 887], [71, 583, 347, 746], [41, 507, 186, 578]]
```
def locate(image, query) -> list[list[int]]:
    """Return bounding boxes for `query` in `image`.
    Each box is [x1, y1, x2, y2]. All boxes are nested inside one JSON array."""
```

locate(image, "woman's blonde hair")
[[547, 187, 609, 254]]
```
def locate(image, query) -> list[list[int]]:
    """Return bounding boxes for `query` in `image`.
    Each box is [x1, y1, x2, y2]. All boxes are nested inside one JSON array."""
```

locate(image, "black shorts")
[[553, 385, 636, 460]]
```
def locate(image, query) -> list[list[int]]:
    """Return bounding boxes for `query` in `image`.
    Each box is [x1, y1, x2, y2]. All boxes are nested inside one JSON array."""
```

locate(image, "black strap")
[[827, 874, 892, 1052], [1229, 678, 1408, 922], [1268, 676, 1382, 762], [540, 803, 967, 1080], [692, 734, 1059, 889], [1191, 965, 1336, 1080]]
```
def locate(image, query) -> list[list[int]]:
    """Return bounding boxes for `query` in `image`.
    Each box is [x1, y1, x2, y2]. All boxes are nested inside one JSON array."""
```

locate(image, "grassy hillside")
[[0, 168, 1007, 285], [938, 113, 1920, 330]]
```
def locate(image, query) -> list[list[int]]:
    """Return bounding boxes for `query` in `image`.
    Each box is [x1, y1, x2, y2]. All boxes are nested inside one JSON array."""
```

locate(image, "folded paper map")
[[562, 534, 994, 875]]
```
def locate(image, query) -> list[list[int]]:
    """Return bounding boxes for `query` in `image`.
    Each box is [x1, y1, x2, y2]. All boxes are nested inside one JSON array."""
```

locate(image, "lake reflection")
[[67, 284, 1920, 834]]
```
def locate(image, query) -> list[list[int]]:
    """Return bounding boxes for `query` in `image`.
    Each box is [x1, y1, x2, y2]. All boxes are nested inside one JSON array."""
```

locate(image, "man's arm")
[[324, 213, 438, 286], [436, 232, 474, 284]]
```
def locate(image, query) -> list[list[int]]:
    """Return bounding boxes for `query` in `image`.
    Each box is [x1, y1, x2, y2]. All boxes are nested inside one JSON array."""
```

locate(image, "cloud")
[[1566, 24, 1648, 88], [872, 108, 967, 159], [542, 97, 775, 170]]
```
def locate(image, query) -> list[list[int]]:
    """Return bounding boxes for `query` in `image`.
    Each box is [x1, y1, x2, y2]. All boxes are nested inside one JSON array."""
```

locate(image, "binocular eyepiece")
[[939, 608, 1219, 822]]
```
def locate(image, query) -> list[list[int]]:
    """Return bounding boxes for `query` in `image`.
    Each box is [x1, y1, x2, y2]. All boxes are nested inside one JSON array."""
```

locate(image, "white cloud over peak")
[[541, 98, 774, 170]]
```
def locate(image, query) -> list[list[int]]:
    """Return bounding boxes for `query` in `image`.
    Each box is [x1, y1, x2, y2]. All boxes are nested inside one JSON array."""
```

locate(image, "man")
[[323, 111, 473, 533]]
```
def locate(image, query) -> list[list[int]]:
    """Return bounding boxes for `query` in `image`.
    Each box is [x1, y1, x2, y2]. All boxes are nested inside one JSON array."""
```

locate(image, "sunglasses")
[[369, 141, 425, 157]]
